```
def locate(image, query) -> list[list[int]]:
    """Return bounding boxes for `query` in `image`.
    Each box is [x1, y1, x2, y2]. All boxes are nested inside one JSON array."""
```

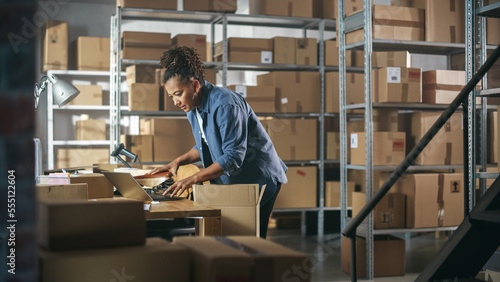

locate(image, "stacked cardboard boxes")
[[56, 148, 109, 170], [215, 38, 273, 64], [38, 173, 114, 199], [249, 0, 313, 18], [227, 85, 276, 113], [422, 70, 469, 104], [121, 31, 171, 61]]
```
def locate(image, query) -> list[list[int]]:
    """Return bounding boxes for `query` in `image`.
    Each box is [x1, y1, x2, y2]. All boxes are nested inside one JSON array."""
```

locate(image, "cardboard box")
[[56, 148, 109, 170], [325, 72, 364, 113], [348, 170, 386, 194], [342, 235, 405, 277], [257, 71, 320, 113], [487, 17, 500, 46], [451, 51, 500, 91], [173, 237, 253, 282], [121, 31, 171, 61], [205, 68, 217, 84], [411, 0, 465, 43], [39, 238, 190, 282], [273, 37, 296, 65], [172, 34, 207, 61], [249, 0, 313, 18], [490, 111, 498, 164], [373, 67, 422, 103], [37, 199, 145, 251], [140, 118, 195, 162], [260, 118, 317, 160], [128, 83, 160, 111], [345, 5, 424, 45], [313, 0, 335, 19], [41, 20, 68, 72], [274, 166, 317, 209], [327, 132, 341, 160], [183, 0, 237, 12], [75, 119, 106, 140], [67, 174, 114, 199], [68, 85, 103, 106], [227, 85, 276, 113], [324, 41, 358, 67], [296, 38, 317, 66], [222, 236, 310, 282], [126, 64, 158, 86], [325, 181, 355, 207], [422, 70, 467, 104], [352, 191, 406, 229], [392, 173, 465, 228], [120, 135, 154, 163], [194, 184, 263, 236], [215, 38, 273, 64], [116, 0, 177, 9], [350, 132, 406, 166], [373, 51, 411, 68], [36, 184, 88, 201], [409, 111, 463, 165], [76, 37, 110, 71]]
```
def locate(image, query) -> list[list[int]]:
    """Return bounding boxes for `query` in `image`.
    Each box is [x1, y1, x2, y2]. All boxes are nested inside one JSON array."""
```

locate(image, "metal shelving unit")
[[46, 70, 126, 170], [110, 7, 344, 238], [336, 1, 493, 279]]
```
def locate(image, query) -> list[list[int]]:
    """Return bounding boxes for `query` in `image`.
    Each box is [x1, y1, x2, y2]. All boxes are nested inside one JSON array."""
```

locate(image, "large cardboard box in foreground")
[[350, 132, 406, 166], [223, 236, 310, 282], [258, 71, 320, 113], [274, 166, 317, 209], [140, 118, 195, 162], [342, 235, 405, 277], [41, 20, 68, 72], [56, 148, 109, 170], [392, 173, 464, 228], [37, 199, 145, 251], [352, 192, 406, 229], [409, 112, 463, 165], [75, 37, 110, 71], [373, 67, 422, 103], [260, 118, 317, 160], [39, 238, 189, 282], [41, 173, 114, 199], [193, 184, 263, 236], [249, 0, 313, 18], [173, 237, 253, 282], [345, 5, 424, 45], [411, 0, 465, 43]]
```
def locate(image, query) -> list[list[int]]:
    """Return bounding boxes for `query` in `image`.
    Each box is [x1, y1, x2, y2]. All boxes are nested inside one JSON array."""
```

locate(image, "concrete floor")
[[267, 228, 449, 282]]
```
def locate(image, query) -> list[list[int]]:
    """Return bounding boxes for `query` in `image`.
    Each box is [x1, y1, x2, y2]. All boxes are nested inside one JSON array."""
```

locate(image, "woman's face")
[[165, 76, 202, 112]]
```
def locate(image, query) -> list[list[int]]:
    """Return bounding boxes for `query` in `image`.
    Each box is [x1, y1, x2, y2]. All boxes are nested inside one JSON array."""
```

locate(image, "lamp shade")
[[49, 75, 80, 107]]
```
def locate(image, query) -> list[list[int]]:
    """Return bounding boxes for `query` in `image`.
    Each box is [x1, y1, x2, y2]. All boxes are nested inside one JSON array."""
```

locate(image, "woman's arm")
[[149, 148, 201, 176], [164, 161, 224, 197]]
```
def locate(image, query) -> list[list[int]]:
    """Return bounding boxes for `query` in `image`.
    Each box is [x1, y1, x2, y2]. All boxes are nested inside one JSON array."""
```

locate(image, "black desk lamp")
[[111, 143, 141, 168]]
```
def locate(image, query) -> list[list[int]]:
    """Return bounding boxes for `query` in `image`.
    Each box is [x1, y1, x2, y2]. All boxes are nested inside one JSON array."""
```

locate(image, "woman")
[[149, 46, 287, 238]]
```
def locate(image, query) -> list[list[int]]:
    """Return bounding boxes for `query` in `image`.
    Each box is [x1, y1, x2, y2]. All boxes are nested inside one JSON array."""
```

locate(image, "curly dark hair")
[[159, 46, 204, 85]]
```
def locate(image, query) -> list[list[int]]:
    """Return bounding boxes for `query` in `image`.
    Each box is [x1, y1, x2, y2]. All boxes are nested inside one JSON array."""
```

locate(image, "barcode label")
[[387, 67, 401, 83], [351, 133, 358, 148], [281, 98, 288, 104], [235, 85, 247, 98], [261, 51, 273, 64]]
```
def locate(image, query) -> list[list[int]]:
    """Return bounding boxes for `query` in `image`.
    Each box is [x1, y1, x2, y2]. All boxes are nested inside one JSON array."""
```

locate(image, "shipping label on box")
[[41, 20, 68, 72]]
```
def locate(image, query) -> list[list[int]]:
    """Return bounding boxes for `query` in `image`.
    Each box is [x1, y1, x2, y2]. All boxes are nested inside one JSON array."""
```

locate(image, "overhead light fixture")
[[34, 74, 80, 110]]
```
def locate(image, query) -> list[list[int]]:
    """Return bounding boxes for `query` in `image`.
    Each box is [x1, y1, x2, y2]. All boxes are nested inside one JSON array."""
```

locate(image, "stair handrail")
[[342, 44, 500, 281]]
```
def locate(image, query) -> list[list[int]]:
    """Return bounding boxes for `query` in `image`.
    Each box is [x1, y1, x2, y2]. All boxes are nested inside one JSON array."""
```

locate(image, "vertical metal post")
[[222, 14, 228, 88], [47, 71, 54, 170], [465, 0, 477, 214], [351, 236, 357, 282], [318, 19, 326, 240], [478, 0, 488, 196], [109, 9, 122, 163], [363, 0, 374, 279], [339, 0, 348, 234]]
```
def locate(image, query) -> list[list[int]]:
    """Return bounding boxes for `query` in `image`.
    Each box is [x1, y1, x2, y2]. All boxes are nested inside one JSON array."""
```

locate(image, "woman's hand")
[[148, 161, 179, 177], [163, 175, 197, 197]]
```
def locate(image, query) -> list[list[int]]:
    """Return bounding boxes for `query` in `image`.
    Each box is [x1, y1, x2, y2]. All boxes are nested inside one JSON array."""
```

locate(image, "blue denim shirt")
[[187, 81, 288, 204]]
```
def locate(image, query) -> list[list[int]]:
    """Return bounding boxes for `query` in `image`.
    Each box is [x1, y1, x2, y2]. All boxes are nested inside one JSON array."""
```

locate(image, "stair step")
[[470, 210, 500, 224]]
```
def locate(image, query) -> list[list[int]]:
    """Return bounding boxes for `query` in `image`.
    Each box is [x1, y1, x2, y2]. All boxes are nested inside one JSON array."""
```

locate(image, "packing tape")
[[386, 155, 392, 164], [445, 142, 452, 165], [437, 174, 445, 227], [296, 101, 302, 113], [388, 194, 394, 209], [295, 72, 301, 83], [291, 146, 296, 160], [450, 0, 455, 12], [450, 26, 456, 43], [288, 1, 293, 17], [291, 119, 297, 134], [305, 57, 310, 65], [387, 52, 394, 66], [402, 83, 409, 102]]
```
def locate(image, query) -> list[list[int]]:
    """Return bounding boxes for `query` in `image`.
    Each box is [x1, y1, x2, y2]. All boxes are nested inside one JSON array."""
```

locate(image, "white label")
[[387, 67, 401, 83], [235, 85, 247, 98], [281, 98, 288, 104], [261, 51, 273, 64], [351, 133, 358, 148]]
